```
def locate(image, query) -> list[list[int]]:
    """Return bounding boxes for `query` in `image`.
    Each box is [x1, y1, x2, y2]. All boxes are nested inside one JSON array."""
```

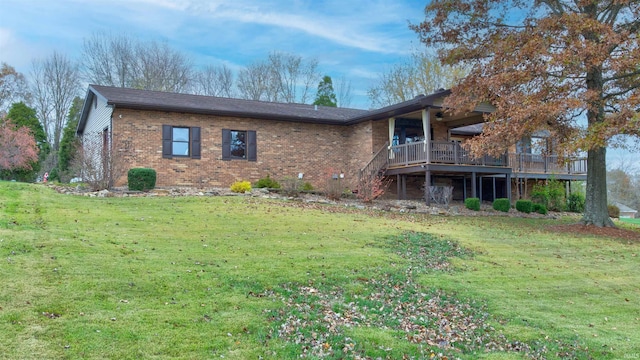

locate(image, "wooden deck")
[[387, 141, 587, 176]]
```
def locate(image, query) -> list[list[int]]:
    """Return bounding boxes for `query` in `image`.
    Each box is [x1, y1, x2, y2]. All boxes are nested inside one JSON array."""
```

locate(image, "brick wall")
[[111, 108, 377, 189]]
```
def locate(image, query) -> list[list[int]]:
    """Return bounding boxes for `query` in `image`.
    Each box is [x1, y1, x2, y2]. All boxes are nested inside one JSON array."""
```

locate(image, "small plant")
[[323, 168, 345, 201], [254, 175, 280, 189], [531, 178, 565, 211], [301, 182, 314, 191], [515, 199, 532, 213], [230, 180, 251, 193], [464, 197, 480, 211], [127, 168, 156, 191], [608, 204, 620, 218], [356, 172, 390, 203], [532, 203, 548, 215], [493, 198, 511, 212], [280, 177, 303, 196], [566, 193, 585, 213]]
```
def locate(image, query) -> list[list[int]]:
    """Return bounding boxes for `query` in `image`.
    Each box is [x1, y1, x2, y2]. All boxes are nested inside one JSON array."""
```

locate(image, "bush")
[[254, 175, 280, 189], [531, 178, 565, 211], [127, 168, 156, 191], [230, 180, 251, 193], [301, 182, 314, 191], [608, 204, 620, 218], [566, 193, 585, 213], [493, 198, 511, 212], [464, 197, 480, 211], [532, 203, 548, 215], [515, 199, 532, 213]]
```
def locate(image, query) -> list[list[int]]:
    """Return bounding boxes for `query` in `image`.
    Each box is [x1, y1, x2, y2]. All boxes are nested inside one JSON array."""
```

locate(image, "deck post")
[[425, 170, 431, 205], [471, 172, 477, 198], [492, 177, 497, 201], [396, 174, 401, 199], [401, 175, 407, 200], [463, 177, 467, 199], [422, 109, 431, 164], [506, 173, 512, 202], [479, 176, 483, 202]]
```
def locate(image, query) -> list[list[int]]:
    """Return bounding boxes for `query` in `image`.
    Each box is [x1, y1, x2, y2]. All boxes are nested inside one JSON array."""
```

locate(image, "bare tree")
[[82, 33, 192, 92], [191, 64, 234, 97], [237, 52, 319, 103], [0, 63, 31, 115], [368, 51, 467, 108], [30, 51, 81, 152], [82, 32, 136, 88], [335, 76, 353, 108], [237, 61, 272, 101]]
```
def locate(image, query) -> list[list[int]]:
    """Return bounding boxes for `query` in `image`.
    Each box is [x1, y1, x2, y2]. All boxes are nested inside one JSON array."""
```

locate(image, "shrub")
[[532, 203, 548, 215], [566, 193, 585, 213], [515, 199, 532, 213], [280, 177, 303, 196], [493, 198, 511, 212], [230, 180, 251, 193], [531, 178, 565, 211], [464, 197, 480, 211], [608, 204, 620, 218], [127, 168, 156, 191], [301, 182, 314, 191], [254, 175, 280, 189]]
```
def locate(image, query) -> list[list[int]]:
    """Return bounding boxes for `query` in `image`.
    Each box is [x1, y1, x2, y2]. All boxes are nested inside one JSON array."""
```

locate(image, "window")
[[162, 125, 201, 159], [222, 129, 256, 161]]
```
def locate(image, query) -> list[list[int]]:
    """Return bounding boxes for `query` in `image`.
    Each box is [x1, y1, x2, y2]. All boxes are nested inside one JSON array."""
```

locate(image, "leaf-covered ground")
[[259, 232, 591, 359]]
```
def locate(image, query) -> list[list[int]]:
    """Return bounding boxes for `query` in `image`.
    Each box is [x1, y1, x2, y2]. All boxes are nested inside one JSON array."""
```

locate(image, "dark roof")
[[77, 85, 452, 134]]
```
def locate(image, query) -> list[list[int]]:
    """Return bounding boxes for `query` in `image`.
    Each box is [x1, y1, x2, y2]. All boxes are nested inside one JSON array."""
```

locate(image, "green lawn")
[[621, 217, 640, 226], [1, 181, 638, 359]]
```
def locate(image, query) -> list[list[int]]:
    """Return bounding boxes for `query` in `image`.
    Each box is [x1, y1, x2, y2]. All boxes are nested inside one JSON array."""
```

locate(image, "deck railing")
[[508, 153, 587, 174], [389, 141, 506, 167], [387, 141, 587, 175]]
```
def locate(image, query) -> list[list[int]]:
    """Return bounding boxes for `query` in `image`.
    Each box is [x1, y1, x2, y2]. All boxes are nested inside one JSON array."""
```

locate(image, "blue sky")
[[1, 0, 637, 166], [0, 0, 428, 109]]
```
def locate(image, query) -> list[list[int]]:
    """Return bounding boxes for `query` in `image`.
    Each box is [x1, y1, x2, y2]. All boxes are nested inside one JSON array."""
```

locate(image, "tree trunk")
[[581, 146, 615, 227]]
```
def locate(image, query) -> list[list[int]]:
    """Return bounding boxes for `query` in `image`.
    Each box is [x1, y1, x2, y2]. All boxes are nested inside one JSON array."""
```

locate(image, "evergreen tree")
[[56, 97, 83, 182], [313, 76, 337, 107]]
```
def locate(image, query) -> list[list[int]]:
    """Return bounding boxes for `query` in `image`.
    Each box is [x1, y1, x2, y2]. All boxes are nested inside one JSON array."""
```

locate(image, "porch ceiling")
[[398, 109, 486, 128]]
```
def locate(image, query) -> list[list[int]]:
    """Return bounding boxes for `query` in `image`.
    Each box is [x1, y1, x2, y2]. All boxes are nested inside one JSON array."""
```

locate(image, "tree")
[[191, 64, 234, 97], [0, 63, 31, 115], [82, 32, 192, 92], [412, 1, 640, 227], [5, 102, 48, 181], [368, 51, 467, 108], [313, 76, 338, 107], [0, 119, 39, 176], [335, 76, 353, 108], [237, 52, 319, 103], [56, 96, 83, 182], [31, 51, 81, 152]]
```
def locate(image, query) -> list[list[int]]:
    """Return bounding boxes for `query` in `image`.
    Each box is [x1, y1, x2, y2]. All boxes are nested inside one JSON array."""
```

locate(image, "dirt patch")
[[547, 223, 640, 242]]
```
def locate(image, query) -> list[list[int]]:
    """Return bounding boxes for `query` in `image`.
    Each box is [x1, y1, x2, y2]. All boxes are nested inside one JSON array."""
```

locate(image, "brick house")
[[77, 85, 587, 201]]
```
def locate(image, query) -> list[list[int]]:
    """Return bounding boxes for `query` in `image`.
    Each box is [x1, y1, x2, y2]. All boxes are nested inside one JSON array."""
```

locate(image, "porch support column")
[[422, 109, 431, 162], [396, 174, 401, 200], [463, 177, 467, 200], [506, 174, 512, 202], [479, 176, 483, 201], [425, 170, 431, 205], [492, 177, 497, 201], [389, 117, 396, 159], [471, 172, 477, 198]]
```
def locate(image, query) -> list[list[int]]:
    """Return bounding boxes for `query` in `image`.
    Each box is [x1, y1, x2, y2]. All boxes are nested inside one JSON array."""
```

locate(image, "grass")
[[621, 217, 640, 226], [0, 181, 639, 359]]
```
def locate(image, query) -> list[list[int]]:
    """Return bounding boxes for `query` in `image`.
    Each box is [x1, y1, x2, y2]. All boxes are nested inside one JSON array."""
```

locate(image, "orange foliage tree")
[[0, 119, 39, 174], [412, 1, 640, 227]]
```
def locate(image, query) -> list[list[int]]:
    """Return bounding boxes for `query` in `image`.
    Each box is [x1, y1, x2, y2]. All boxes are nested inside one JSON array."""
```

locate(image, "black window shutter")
[[221, 129, 231, 160], [247, 130, 257, 162], [162, 125, 172, 159], [191, 127, 201, 159]]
